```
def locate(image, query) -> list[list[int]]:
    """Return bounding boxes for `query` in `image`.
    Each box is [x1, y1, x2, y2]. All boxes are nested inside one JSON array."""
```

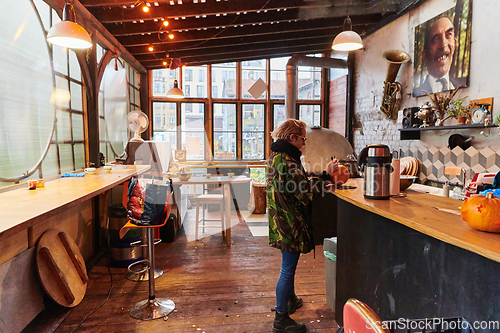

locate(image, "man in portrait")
[[414, 16, 459, 96], [413, 1, 471, 97]]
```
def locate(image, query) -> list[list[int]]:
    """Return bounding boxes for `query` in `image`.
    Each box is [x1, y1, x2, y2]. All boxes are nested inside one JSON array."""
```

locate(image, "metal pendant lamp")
[[47, 3, 92, 49], [167, 80, 184, 98], [332, 17, 363, 52]]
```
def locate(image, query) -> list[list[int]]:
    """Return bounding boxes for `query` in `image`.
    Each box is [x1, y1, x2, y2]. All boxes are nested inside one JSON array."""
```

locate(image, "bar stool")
[[121, 180, 162, 282], [119, 180, 175, 320]]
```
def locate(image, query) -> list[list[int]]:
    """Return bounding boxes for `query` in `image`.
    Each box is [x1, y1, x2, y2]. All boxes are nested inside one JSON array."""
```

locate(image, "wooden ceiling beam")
[[115, 15, 381, 47], [135, 36, 335, 61], [145, 44, 333, 68], [127, 29, 340, 55], [91, 1, 398, 24]]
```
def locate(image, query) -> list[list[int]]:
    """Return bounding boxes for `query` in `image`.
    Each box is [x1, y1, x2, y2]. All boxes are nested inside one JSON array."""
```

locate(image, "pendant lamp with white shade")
[[47, 3, 92, 49], [332, 17, 363, 52], [167, 80, 184, 99]]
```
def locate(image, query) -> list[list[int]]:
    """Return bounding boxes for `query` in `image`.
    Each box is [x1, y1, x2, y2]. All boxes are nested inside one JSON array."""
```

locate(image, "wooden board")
[[36, 229, 88, 307]]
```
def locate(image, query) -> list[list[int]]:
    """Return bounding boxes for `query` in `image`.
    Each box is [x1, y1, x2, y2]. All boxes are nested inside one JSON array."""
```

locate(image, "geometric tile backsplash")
[[399, 143, 500, 187]]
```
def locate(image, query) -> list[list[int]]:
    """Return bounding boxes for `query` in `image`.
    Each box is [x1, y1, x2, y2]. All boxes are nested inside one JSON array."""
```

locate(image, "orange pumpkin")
[[330, 165, 350, 186], [461, 192, 500, 233]]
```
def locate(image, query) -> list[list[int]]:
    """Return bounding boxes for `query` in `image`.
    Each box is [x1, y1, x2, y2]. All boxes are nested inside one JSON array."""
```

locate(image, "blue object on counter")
[[61, 173, 85, 178], [478, 188, 500, 198]]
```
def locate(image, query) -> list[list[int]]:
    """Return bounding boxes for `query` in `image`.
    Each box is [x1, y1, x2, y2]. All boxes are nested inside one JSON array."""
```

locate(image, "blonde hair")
[[271, 119, 307, 140]]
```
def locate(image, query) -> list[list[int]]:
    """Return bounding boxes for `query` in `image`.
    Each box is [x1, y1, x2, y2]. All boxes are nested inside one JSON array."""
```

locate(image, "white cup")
[[103, 165, 112, 173], [84, 167, 96, 174], [227, 172, 235, 178], [205, 173, 211, 178]]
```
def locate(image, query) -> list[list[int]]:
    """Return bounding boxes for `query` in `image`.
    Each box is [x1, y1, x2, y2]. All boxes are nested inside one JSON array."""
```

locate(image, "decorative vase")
[[457, 117, 467, 124]]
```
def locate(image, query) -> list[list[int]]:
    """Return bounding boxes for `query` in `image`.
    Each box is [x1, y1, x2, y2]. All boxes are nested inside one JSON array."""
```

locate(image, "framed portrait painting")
[[413, 0, 472, 97]]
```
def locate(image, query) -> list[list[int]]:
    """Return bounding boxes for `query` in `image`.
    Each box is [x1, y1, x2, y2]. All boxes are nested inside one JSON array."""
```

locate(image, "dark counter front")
[[333, 179, 500, 332]]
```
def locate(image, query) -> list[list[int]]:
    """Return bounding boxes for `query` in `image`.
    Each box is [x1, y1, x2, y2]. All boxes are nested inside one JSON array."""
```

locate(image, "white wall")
[[353, 0, 500, 154]]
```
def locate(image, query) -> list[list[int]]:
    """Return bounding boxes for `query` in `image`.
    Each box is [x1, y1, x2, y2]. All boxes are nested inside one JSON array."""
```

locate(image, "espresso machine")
[[358, 144, 393, 199]]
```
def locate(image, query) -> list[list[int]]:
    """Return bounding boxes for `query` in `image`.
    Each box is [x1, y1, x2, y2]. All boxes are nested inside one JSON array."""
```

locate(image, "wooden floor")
[[37, 209, 339, 332]]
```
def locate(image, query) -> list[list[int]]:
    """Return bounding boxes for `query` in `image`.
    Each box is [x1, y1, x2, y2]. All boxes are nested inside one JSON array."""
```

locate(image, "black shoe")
[[273, 312, 307, 333], [287, 294, 303, 314]]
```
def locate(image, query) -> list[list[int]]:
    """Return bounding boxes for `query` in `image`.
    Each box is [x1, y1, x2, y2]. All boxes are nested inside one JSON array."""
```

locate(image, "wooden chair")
[[193, 183, 225, 241], [343, 298, 390, 333]]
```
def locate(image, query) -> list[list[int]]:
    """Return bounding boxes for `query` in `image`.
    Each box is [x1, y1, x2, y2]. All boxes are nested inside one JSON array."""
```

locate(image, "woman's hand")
[[326, 158, 339, 176]]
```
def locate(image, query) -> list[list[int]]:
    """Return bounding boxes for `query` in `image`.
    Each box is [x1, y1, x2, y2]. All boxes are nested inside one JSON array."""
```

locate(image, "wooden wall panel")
[[0, 229, 28, 266], [328, 75, 347, 135], [31, 200, 94, 261]]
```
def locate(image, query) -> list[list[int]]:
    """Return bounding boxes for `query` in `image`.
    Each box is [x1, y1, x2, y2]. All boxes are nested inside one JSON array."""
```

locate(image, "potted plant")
[[447, 97, 471, 124]]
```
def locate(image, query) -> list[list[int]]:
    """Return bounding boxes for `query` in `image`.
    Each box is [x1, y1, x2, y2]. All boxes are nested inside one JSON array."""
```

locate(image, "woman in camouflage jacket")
[[267, 119, 337, 333]]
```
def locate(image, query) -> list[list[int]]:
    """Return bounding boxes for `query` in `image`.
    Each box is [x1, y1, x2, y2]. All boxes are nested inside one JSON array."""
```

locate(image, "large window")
[[270, 57, 289, 99], [242, 59, 266, 99], [212, 63, 236, 98], [299, 104, 321, 128], [153, 102, 177, 148], [242, 104, 265, 160], [183, 66, 207, 98], [150, 54, 327, 160], [152, 68, 178, 97], [273, 104, 286, 130], [213, 103, 236, 160], [0, 1, 84, 188], [181, 103, 205, 160], [298, 53, 322, 100]]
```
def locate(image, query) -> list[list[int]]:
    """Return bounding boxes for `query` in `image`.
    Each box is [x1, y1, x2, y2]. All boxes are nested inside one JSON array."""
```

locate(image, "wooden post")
[[248, 183, 267, 214]]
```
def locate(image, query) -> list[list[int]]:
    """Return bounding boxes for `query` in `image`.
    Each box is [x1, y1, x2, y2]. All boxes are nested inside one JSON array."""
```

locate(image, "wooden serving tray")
[[36, 229, 88, 307]]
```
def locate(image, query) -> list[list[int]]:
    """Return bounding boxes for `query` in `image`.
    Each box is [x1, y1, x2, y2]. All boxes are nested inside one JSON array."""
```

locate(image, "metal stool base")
[[129, 298, 175, 320], [127, 268, 163, 282]]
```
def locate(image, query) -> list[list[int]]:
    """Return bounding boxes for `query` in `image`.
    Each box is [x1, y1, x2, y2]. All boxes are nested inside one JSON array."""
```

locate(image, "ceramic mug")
[[205, 173, 211, 178], [103, 165, 112, 172], [227, 172, 235, 178], [84, 167, 96, 174]]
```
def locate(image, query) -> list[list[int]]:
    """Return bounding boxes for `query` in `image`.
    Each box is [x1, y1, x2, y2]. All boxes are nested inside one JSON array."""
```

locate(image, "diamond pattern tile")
[[393, 144, 500, 186]]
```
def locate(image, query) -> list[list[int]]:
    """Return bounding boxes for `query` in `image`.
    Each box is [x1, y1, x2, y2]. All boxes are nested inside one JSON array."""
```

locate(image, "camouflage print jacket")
[[267, 148, 327, 253]]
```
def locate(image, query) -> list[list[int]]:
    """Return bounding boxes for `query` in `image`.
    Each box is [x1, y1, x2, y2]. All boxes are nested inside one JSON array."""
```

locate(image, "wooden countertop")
[[0, 165, 150, 239], [333, 178, 500, 263]]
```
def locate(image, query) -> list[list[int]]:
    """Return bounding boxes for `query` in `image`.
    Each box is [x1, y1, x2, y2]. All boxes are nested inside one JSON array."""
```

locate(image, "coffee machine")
[[357, 144, 393, 199]]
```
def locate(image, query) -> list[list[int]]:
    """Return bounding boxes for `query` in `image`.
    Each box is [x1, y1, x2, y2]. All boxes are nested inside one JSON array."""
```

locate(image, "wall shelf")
[[398, 124, 497, 140]]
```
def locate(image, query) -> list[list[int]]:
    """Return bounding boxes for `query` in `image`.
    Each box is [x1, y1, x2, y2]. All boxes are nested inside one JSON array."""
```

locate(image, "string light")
[[148, 46, 154, 51], [163, 21, 169, 27], [168, 34, 174, 40], [142, 6, 149, 12]]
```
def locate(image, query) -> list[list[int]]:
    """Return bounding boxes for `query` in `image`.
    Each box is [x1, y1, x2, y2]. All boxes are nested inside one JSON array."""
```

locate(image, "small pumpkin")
[[461, 192, 500, 233], [330, 165, 350, 186]]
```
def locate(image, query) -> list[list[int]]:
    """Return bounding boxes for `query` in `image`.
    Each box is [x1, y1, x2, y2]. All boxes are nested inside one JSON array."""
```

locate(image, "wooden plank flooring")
[[46, 209, 339, 332]]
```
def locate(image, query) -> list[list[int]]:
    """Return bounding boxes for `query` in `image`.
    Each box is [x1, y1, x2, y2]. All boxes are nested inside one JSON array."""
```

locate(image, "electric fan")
[[127, 110, 149, 142]]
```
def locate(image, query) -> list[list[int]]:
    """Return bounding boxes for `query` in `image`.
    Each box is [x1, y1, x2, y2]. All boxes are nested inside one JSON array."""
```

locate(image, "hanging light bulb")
[[167, 80, 184, 98], [47, 3, 92, 49], [331, 17, 363, 52]]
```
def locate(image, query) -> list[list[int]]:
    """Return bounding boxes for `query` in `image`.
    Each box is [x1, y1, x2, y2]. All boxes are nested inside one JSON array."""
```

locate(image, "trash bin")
[[108, 204, 142, 268], [323, 237, 337, 311]]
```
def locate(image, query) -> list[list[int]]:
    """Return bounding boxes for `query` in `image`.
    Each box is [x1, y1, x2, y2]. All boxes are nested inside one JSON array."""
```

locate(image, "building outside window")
[[153, 102, 177, 148], [181, 103, 205, 160], [185, 69, 193, 82], [213, 103, 236, 160], [242, 104, 265, 160]]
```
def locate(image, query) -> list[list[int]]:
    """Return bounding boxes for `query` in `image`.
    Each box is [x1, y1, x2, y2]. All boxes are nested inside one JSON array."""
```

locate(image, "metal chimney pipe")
[[286, 54, 348, 119]]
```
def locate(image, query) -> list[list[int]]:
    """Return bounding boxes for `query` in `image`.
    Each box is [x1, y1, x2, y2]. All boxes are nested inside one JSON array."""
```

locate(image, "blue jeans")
[[275, 250, 300, 314]]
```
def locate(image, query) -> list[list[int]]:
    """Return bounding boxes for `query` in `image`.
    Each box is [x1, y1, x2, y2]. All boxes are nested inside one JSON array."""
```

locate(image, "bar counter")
[[331, 178, 500, 332], [0, 165, 150, 240]]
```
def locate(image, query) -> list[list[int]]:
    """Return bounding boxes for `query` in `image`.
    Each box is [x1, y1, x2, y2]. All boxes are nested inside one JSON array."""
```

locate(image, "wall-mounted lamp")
[[167, 80, 184, 99], [331, 17, 363, 52], [47, 3, 92, 49]]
